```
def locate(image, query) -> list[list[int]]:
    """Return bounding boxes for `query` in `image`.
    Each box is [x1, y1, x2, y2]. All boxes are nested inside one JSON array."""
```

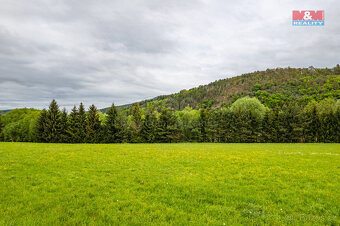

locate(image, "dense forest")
[[101, 66, 340, 112], [1, 66, 339, 143]]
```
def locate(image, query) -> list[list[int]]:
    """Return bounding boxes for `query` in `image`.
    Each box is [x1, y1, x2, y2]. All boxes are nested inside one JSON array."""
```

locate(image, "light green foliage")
[[98, 111, 106, 123], [317, 98, 337, 114], [176, 106, 200, 141], [256, 91, 284, 108], [229, 96, 266, 120], [1, 108, 40, 141], [252, 83, 262, 91], [305, 98, 338, 115], [0, 143, 339, 225]]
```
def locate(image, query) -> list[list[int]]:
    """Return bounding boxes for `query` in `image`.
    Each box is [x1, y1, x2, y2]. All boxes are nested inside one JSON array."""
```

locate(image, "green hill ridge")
[[101, 65, 339, 112]]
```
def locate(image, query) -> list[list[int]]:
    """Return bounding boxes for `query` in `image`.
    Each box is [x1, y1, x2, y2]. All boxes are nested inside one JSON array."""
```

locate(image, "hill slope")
[[102, 66, 340, 112]]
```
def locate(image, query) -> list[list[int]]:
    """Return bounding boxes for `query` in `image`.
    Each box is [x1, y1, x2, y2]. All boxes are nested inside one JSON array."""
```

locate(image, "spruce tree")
[[103, 103, 119, 143], [60, 108, 69, 143], [218, 109, 234, 142], [305, 104, 320, 142], [78, 103, 87, 142], [261, 110, 272, 142], [235, 111, 252, 143], [129, 103, 143, 142], [156, 107, 179, 143], [319, 111, 337, 143], [0, 111, 4, 141], [328, 111, 337, 142], [199, 107, 210, 142], [269, 108, 280, 142], [46, 99, 62, 143], [86, 104, 101, 143], [67, 106, 80, 143], [249, 110, 262, 143], [35, 109, 48, 142], [278, 104, 304, 143], [336, 108, 340, 143], [141, 104, 158, 143]]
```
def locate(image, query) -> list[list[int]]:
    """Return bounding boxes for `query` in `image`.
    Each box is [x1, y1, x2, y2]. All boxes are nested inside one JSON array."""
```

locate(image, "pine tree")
[[46, 99, 62, 143], [103, 103, 119, 143], [86, 104, 101, 143], [78, 103, 87, 142]]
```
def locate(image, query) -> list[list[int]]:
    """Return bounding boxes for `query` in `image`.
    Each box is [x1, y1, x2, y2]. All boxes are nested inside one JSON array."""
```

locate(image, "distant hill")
[[100, 66, 340, 112], [0, 109, 14, 114]]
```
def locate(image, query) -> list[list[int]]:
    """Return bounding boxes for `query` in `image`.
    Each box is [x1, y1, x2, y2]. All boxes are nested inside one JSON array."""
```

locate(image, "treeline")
[[1, 97, 338, 143]]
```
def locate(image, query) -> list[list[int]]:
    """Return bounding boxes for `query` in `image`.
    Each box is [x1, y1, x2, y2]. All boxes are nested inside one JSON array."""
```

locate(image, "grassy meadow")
[[0, 143, 339, 225]]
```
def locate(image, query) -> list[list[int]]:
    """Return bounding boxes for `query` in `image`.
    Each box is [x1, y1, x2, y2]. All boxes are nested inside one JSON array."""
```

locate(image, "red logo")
[[292, 10, 324, 21]]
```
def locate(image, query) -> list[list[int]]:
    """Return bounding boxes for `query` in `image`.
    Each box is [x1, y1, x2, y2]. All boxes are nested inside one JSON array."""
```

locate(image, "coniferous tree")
[[269, 108, 280, 142], [86, 104, 101, 143], [103, 103, 119, 143], [261, 110, 272, 142], [328, 111, 338, 142], [199, 107, 210, 142], [67, 106, 80, 143], [248, 111, 262, 142], [215, 109, 231, 142], [46, 99, 62, 143], [78, 103, 87, 142], [0, 111, 4, 141], [278, 104, 304, 143], [129, 103, 143, 142], [319, 111, 337, 143], [141, 104, 158, 143], [336, 108, 340, 143], [156, 107, 179, 142], [60, 108, 69, 143], [235, 112, 252, 142], [115, 111, 129, 143], [35, 109, 48, 142], [305, 104, 320, 142]]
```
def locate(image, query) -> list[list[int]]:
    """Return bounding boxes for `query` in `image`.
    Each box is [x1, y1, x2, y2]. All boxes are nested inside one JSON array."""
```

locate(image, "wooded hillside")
[[102, 66, 339, 112]]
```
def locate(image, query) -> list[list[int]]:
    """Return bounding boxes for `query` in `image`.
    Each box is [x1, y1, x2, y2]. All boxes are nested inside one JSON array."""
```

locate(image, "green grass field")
[[0, 143, 339, 225]]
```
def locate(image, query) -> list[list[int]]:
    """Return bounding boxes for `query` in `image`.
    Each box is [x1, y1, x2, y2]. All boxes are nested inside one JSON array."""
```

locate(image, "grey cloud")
[[0, 0, 339, 110]]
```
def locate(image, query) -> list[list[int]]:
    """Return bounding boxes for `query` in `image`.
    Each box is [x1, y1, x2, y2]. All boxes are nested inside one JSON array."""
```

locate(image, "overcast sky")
[[0, 0, 339, 110]]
